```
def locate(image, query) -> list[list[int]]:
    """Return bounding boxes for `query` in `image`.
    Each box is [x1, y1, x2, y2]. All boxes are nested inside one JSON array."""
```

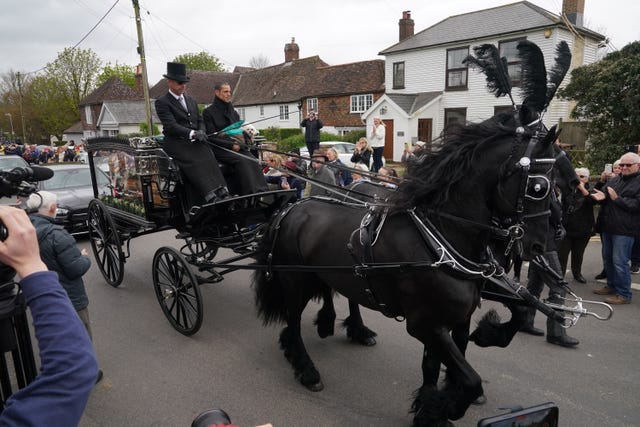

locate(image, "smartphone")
[[604, 163, 613, 174], [405, 142, 411, 150]]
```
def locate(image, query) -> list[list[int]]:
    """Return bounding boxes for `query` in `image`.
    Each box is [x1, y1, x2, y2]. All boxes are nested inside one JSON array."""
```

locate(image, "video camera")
[[0, 165, 53, 407], [624, 144, 639, 154], [0, 166, 54, 240]]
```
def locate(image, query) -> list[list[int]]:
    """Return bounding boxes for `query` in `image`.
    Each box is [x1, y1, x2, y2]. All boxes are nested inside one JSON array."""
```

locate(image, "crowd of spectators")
[[0, 139, 86, 164]]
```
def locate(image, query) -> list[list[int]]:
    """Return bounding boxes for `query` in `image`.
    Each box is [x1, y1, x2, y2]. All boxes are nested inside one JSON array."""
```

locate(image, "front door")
[[382, 119, 394, 160]]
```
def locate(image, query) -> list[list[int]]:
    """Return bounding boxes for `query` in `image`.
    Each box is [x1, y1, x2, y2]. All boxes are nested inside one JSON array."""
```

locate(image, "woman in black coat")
[[558, 167, 596, 283]]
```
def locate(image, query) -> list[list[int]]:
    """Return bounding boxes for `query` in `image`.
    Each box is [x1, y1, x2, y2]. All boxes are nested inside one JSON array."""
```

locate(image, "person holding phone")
[[300, 109, 323, 160], [590, 152, 640, 304]]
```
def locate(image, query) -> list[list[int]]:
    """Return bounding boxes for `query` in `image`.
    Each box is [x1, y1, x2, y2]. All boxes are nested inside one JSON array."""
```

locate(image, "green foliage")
[[173, 52, 226, 72], [260, 127, 301, 142], [139, 122, 160, 135], [342, 130, 366, 143], [98, 62, 137, 89], [28, 47, 102, 141], [279, 134, 305, 152], [559, 41, 640, 170]]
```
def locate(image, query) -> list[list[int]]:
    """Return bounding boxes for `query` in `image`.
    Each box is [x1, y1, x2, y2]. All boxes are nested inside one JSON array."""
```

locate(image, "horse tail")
[[252, 222, 288, 326]]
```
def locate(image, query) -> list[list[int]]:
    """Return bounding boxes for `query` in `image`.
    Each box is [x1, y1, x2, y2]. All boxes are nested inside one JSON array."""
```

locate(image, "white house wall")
[[383, 28, 603, 138], [236, 103, 304, 132]]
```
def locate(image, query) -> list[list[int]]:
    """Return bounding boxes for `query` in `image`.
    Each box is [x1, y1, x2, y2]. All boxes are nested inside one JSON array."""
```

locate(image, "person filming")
[[0, 206, 98, 425]]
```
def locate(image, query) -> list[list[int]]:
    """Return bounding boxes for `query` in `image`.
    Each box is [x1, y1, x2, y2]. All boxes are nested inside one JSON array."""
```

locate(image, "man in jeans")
[[591, 152, 640, 304]]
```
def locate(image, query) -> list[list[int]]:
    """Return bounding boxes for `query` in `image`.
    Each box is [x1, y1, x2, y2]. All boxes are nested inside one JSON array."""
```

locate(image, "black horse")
[[253, 110, 558, 426]]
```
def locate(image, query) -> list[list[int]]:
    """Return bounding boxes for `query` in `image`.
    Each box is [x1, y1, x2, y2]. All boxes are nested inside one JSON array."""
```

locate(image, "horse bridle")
[[498, 121, 556, 256]]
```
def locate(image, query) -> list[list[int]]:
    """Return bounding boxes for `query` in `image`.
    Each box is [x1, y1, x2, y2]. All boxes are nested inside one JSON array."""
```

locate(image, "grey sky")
[[1, 0, 637, 84]]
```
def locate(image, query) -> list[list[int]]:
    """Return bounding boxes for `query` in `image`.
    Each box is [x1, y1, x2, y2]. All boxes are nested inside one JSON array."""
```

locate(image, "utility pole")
[[132, 0, 153, 137], [16, 72, 27, 144]]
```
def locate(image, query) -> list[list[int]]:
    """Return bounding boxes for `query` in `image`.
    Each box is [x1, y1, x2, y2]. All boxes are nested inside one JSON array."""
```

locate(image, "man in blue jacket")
[[0, 205, 98, 425]]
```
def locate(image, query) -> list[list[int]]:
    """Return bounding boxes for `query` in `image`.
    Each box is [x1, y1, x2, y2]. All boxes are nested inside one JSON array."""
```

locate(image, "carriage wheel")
[[152, 246, 203, 336], [88, 199, 125, 287]]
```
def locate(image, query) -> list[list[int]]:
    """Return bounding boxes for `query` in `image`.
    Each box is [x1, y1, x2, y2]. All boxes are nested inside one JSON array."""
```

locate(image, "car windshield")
[[0, 157, 29, 170], [42, 168, 108, 190]]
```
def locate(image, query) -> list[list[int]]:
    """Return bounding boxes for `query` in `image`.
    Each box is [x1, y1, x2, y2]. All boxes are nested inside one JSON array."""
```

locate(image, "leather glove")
[[193, 130, 208, 143], [554, 224, 566, 241]]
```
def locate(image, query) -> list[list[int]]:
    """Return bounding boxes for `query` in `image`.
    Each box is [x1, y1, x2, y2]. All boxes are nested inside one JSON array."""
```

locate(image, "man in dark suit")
[[202, 82, 267, 196], [155, 62, 228, 203]]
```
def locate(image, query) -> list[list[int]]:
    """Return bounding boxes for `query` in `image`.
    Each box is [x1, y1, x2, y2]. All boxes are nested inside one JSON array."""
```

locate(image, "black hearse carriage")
[[86, 136, 293, 335]]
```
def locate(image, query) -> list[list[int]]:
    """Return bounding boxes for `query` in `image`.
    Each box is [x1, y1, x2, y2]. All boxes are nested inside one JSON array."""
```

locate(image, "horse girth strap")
[[347, 207, 401, 319]]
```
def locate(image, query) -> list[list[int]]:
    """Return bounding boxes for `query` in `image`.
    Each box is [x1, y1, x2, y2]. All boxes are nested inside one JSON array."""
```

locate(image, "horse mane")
[[394, 113, 517, 211]]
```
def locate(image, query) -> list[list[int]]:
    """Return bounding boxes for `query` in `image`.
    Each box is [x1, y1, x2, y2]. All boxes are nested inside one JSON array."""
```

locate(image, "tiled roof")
[[380, 1, 605, 55], [232, 56, 384, 106], [80, 77, 141, 106], [231, 56, 328, 106], [388, 92, 442, 115], [148, 70, 241, 104], [63, 120, 84, 133], [100, 101, 160, 124]]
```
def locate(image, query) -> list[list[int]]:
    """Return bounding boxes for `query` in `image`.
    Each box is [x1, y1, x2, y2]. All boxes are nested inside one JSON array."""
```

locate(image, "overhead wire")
[[25, 0, 121, 75]]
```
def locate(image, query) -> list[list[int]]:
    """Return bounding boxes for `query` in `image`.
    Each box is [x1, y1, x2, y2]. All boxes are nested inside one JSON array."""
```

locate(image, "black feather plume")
[[545, 41, 572, 107], [517, 40, 547, 114], [463, 44, 513, 103]]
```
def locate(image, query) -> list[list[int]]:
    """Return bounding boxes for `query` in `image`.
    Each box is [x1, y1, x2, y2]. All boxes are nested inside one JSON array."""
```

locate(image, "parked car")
[[36, 163, 110, 235], [0, 154, 29, 171], [299, 141, 384, 167]]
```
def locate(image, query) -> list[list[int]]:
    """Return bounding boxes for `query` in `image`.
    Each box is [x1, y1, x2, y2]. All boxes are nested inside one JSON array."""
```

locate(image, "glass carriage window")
[[446, 47, 469, 90], [393, 62, 405, 89], [307, 98, 318, 114], [279, 105, 289, 120], [350, 94, 373, 113], [499, 38, 525, 86]]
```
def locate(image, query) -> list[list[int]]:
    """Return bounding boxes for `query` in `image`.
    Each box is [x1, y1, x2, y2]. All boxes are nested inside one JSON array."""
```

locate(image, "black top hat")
[[163, 62, 190, 83]]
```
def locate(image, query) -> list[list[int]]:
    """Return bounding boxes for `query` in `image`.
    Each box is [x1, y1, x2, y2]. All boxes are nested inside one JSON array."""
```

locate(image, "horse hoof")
[[472, 395, 487, 405], [306, 380, 324, 392], [355, 336, 377, 346]]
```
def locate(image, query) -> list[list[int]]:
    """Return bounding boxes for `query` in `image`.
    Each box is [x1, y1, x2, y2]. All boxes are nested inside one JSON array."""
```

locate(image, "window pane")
[[500, 40, 519, 61], [447, 70, 467, 87], [447, 48, 468, 68], [393, 62, 405, 88]]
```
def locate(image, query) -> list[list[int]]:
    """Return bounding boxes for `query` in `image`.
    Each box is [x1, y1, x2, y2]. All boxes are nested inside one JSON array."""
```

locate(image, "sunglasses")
[[578, 175, 588, 178], [619, 163, 638, 168]]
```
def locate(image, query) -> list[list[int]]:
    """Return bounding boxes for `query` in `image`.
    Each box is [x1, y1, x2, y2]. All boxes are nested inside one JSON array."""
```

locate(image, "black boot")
[[595, 269, 606, 280], [547, 335, 579, 347], [519, 307, 544, 336]]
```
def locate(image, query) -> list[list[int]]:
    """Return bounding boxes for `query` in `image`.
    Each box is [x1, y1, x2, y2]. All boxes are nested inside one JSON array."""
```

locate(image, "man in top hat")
[[155, 62, 229, 204]]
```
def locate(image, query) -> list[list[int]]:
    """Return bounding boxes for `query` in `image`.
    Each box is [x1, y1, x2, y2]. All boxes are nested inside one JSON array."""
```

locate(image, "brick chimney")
[[562, 0, 584, 27], [399, 11, 414, 41], [284, 37, 299, 62]]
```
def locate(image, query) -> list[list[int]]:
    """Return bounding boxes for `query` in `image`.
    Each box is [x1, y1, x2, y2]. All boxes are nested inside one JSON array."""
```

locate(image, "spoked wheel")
[[152, 246, 203, 336], [88, 199, 124, 287]]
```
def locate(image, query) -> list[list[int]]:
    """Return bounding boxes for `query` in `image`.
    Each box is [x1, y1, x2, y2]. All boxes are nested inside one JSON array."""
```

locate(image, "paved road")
[[76, 231, 639, 427]]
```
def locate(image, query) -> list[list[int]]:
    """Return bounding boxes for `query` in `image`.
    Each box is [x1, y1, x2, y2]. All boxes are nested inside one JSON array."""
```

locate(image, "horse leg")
[[315, 287, 336, 338], [279, 281, 324, 392], [469, 303, 529, 348], [412, 327, 483, 426], [343, 299, 377, 346]]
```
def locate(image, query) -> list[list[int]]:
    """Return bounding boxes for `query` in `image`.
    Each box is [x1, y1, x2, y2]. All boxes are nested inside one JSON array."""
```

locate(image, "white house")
[[366, 1, 605, 162]]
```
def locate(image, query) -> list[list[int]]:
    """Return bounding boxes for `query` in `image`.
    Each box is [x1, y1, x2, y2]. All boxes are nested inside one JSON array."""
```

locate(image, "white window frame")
[[259, 105, 264, 116], [85, 105, 93, 124], [306, 98, 318, 114], [279, 105, 290, 120], [350, 94, 373, 113], [237, 108, 245, 121]]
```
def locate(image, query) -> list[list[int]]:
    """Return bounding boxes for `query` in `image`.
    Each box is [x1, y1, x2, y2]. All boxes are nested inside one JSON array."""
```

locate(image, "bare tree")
[[249, 54, 271, 69]]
